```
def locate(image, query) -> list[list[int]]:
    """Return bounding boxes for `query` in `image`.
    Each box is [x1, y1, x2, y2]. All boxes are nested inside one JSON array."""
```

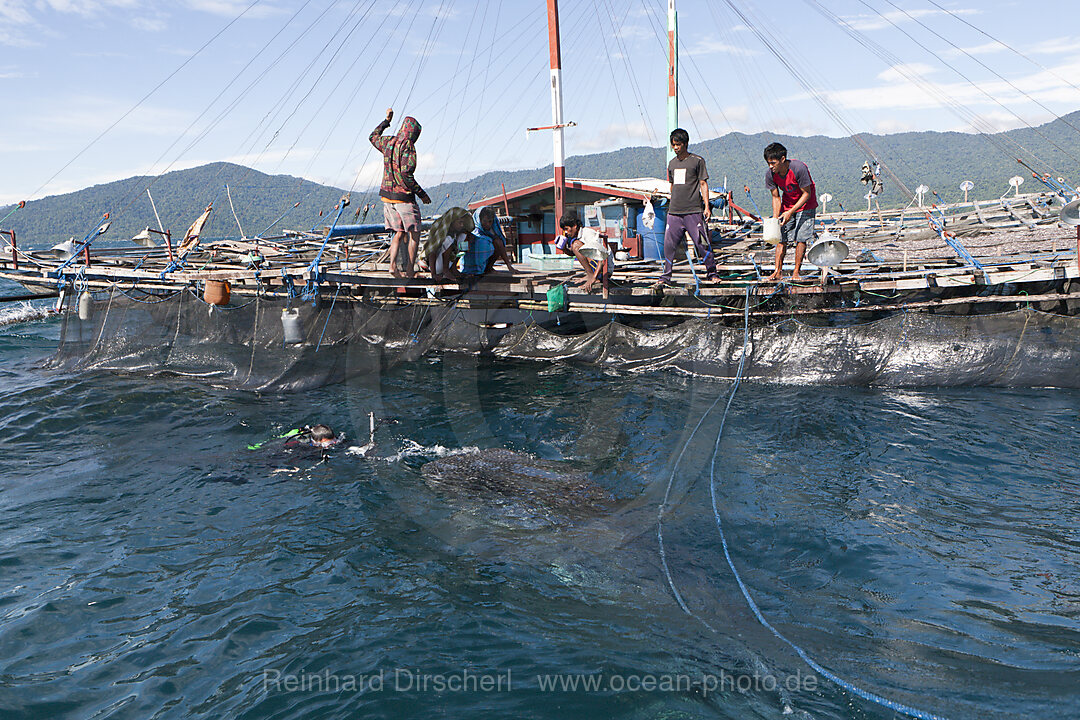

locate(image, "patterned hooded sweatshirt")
[[370, 116, 426, 203]]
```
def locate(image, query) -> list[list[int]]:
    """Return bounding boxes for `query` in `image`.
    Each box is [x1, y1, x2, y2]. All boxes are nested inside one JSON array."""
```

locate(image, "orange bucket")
[[203, 280, 231, 306]]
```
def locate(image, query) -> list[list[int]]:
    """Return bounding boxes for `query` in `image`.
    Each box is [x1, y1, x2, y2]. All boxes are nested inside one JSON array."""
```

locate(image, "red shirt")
[[766, 158, 818, 213]]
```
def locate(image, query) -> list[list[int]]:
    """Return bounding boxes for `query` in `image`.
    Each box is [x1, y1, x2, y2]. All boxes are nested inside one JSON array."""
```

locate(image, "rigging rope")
[[25, 0, 268, 203], [923, 0, 1080, 99], [716, 0, 917, 200], [859, 0, 1080, 169], [658, 285, 951, 720], [880, 0, 1080, 143], [802, 0, 1065, 181]]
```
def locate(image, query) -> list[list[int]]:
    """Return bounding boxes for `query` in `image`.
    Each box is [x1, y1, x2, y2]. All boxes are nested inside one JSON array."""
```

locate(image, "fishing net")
[[50, 288, 455, 391], [49, 287, 1080, 390], [493, 307, 1080, 387]]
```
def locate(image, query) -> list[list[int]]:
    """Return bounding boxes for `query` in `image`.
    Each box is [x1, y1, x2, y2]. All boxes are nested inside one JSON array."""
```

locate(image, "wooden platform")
[[3, 219, 1079, 321]]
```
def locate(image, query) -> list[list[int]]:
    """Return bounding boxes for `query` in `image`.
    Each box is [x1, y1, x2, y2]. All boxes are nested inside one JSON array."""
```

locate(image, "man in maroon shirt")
[[764, 142, 817, 282]]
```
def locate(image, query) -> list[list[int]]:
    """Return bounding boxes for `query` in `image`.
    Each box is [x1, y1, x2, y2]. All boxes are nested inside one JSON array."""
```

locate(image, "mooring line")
[[657, 286, 757, 629], [659, 283, 949, 720]]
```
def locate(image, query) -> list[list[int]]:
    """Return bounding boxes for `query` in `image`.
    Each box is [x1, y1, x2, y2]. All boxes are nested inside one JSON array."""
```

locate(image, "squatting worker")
[[370, 108, 431, 279], [656, 127, 719, 289], [764, 142, 818, 282], [555, 211, 612, 294]]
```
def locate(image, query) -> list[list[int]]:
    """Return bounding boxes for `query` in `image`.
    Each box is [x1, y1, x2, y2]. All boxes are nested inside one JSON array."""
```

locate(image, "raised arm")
[[369, 107, 394, 152]]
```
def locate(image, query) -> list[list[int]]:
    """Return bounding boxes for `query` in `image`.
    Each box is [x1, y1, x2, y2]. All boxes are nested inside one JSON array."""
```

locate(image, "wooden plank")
[[1000, 201, 1037, 230]]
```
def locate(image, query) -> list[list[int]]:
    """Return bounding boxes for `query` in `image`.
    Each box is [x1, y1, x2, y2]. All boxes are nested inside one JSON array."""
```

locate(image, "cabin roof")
[[467, 177, 669, 210]]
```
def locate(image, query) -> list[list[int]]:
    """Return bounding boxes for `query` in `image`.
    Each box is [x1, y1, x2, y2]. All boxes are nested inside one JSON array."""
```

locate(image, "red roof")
[[467, 178, 657, 210]]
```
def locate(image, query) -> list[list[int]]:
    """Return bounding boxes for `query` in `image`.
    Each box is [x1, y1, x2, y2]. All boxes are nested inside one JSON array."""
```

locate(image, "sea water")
[[1, 296, 1078, 720]]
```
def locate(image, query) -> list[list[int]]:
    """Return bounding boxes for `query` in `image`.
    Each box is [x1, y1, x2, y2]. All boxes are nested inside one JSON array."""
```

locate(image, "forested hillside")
[[1, 163, 347, 249], [433, 110, 1080, 213], [4, 112, 1077, 246]]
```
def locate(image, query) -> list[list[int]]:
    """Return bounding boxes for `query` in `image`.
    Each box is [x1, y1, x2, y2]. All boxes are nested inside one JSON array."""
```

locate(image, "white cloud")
[[876, 62, 938, 83], [35, 95, 196, 137], [0, 0, 141, 45], [614, 24, 653, 42], [131, 15, 166, 32], [842, 7, 978, 32], [873, 119, 915, 134], [571, 121, 655, 153], [682, 103, 749, 137], [0, 141, 48, 152], [184, 0, 286, 19], [943, 41, 1007, 59], [803, 57, 1080, 123], [40, 0, 138, 15], [0, 2, 33, 24], [687, 38, 760, 57], [1029, 37, 1080, 56]]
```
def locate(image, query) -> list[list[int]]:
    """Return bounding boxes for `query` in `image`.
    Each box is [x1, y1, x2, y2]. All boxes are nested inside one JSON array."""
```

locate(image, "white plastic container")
[[762, 217, 782, 244], [281, 308, 304, 344]]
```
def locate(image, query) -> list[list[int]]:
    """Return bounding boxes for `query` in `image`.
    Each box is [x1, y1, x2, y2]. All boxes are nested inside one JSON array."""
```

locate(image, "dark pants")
[[661, 212, 716, 282]]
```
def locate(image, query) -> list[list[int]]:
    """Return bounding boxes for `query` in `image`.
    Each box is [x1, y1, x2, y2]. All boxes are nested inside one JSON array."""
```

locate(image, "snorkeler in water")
[[248, 413, 396, 461], [285, 424, 342, 450], [247, 423, 345, 468]]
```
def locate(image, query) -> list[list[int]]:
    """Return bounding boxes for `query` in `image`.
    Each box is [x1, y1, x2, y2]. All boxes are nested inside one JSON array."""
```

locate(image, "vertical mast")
[[666, 0, 678, 163], [547, 0, 566, 224]]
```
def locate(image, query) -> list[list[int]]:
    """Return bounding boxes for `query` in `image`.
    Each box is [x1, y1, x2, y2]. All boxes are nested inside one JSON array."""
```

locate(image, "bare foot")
[[764, 272, 782, 282], [790, 273, 802, 281]]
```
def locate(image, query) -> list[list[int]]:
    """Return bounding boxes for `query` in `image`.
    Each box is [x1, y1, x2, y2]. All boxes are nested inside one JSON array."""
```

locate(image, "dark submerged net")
[[50, 287, 1080, 390]]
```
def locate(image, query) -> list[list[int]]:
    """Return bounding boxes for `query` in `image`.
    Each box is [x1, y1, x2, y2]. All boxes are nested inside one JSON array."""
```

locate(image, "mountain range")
[[4, 111, 1078, 246]]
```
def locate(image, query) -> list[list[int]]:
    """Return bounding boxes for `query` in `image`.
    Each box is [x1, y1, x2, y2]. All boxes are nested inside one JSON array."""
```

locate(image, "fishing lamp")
[[1060, 199, 1080, 228], [806, 230, 849, 268], [131, 227, 159, 247], [1060, 199, 1080, 275], [131, 226, 174, 260], [51, 238, 78, 260]]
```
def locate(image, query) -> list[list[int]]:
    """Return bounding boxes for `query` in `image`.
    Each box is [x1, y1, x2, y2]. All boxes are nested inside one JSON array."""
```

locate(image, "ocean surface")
[[1, 295, 1078, 720]]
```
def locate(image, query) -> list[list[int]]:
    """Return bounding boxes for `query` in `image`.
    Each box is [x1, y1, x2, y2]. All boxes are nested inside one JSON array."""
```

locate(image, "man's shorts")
[[382, 200, 421, 233], [780, 208, 816, 246]]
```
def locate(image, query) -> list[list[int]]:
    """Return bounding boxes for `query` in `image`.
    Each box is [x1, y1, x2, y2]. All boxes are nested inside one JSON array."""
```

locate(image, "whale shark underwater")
[[420, 448, 615, 522]]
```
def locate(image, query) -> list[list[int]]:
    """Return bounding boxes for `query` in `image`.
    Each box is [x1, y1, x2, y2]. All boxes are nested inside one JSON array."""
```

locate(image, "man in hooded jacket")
[[370, 108, 431, 278]]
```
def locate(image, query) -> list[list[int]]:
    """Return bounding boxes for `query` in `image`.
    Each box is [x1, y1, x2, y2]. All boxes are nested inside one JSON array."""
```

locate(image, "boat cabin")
[[468, 177, 670, 265]]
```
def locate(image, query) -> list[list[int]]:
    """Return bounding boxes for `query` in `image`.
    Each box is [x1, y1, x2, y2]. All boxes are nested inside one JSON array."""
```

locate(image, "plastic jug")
[[762, 217, 781, 244], [281, 308, 305, 344]]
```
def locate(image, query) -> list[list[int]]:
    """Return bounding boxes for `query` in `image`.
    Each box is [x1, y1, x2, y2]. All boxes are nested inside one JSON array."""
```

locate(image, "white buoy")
[[960, 180, 974, 203], [915, 184, 929, 208], [282, 308, 304, 344], [819, 192, 833, 214], [1009, 175, 1024, 197], [77, 291, 92, 321]]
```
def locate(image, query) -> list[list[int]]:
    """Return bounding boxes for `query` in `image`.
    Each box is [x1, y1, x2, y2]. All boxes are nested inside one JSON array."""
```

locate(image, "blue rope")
[[657, 289, 755, 631], [708, 292, 949, 720], [659, 285, 950, 720], [315, 284, 340, 352], [53, 214, 110, 275], [743, 185, 763, 216], [280, 268, 297, 299], [302, 197, 351, 304]]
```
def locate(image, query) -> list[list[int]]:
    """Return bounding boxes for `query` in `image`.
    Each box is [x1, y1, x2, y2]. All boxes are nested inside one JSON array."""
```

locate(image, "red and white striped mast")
[[666, 0, 678, 164], [546, 0, 566, 225]]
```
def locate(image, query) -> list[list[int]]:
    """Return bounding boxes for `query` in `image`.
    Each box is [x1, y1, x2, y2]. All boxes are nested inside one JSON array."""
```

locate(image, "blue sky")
[[1, 0, 1078, 206]]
